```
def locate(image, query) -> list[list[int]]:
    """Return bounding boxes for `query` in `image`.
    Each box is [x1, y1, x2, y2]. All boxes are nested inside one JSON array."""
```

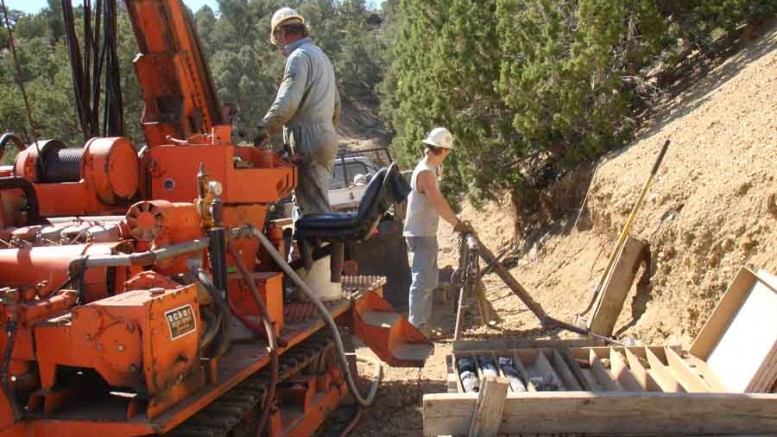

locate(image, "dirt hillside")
[[352, 23, 777, 436]]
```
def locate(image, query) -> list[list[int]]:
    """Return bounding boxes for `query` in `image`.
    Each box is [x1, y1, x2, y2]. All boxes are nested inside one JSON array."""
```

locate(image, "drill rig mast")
[[0, 1, 431, 435]]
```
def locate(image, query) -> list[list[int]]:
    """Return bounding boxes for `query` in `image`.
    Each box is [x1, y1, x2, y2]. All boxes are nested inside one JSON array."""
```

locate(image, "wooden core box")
[[424, 268, 777, 436]]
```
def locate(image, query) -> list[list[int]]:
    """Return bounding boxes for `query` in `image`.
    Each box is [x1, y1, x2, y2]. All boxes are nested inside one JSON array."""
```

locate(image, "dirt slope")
[[439, 22, 777, 346], [352, 23, 777, 436]]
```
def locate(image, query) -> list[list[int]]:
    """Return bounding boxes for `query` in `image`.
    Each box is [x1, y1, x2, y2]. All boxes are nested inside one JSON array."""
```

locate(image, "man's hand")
[[253, 127, 270, 147], [453, 219, 474, 234]]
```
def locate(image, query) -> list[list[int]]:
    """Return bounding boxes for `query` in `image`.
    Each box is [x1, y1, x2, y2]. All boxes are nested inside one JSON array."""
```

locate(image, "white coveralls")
[[257, 37, 341, 214]]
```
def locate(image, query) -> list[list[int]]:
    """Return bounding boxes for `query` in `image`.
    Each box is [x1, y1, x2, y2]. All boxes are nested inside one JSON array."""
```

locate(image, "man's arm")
[[417, 170, 458, 226], [256, 52, 311, 136], [333, 87, 342, 128]]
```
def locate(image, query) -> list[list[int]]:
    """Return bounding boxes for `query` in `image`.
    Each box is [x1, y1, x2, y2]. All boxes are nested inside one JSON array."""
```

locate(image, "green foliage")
[[380, 0, 776, 203], [197, 0, 388, 138], [0, 0, 387, 153]]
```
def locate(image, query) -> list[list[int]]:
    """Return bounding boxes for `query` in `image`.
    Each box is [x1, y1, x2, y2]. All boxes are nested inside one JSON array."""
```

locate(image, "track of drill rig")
[[169, 331, 336, 436]]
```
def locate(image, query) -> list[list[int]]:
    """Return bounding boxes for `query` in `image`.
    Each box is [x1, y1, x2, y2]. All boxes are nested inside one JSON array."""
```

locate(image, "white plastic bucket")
[[296, 255, 342, 301]]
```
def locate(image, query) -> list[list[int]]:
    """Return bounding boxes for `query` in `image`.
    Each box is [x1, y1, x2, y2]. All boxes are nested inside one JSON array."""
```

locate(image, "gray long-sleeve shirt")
[[258, 37, 341, 170]]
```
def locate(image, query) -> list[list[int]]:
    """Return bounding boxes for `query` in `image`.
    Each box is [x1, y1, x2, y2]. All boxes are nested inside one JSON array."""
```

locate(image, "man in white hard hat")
[[403, 127, 472, 337], [255, 7, 341, 217]]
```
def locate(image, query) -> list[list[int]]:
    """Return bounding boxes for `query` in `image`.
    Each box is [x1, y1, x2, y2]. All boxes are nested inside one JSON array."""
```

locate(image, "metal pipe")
[[236, 226, 382, 407], [69, 238, 209, 272], [44, 215, 124, 225], [0, 177, 42, 224], [208, 228, 227, 293], [225, 238, 277, 437]]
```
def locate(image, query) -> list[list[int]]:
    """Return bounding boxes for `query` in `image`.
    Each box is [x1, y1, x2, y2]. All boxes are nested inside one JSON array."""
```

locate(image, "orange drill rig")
[[0, 0, 431, 435]]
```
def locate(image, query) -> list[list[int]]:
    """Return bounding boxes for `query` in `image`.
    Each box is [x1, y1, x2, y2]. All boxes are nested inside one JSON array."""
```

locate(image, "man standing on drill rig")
[[254, 7, 342, 219]]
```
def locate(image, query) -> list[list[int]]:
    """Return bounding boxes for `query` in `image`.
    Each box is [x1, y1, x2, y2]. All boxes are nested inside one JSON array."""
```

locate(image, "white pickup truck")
[[328, 155, 379, 211]]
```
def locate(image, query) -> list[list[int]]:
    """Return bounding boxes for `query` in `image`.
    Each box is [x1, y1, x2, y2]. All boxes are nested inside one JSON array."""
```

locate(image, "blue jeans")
[[406, 236, 439, 328]]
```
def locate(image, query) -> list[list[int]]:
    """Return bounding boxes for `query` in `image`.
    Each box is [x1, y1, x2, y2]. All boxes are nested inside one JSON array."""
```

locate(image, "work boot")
[[417, 324, 433, 339]]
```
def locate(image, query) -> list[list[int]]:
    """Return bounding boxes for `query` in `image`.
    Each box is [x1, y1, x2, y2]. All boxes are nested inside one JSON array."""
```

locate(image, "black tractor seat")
[[296, 162, 410, 240], [294, 162, 410, 279]]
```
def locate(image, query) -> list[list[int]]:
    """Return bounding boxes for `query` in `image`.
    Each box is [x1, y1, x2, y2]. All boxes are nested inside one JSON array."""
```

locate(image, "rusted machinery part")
[[236, 225, 382, 407], [170, 332, 336, 436], [226, 237, 278, 437], [0, 176, 42, 224], [68, 237, 210, 273]]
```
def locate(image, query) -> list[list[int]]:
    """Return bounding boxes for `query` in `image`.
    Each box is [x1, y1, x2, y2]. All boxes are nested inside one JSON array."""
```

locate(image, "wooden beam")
[[588, 236, 647, 336], [664, 347, 710, 393], [690, 268, 757, 359], [423, 392, 777, 436], [467, 377, 509, 437], [609, 348, 644, 392]]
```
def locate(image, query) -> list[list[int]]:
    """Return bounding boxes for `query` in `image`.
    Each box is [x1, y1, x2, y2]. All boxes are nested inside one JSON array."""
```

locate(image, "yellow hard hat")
[[270, 7, 305, 44]]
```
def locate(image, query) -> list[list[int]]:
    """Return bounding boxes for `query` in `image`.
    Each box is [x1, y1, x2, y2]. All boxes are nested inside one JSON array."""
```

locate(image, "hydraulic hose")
[[198, 310, 221, 353], [1, 319, 22, 421], [226, 238, 278, 437], [191, 270, 232, 359], [0, 133, 26, 159], [237, 225, 382, 407], [0, 176, 42, 224]]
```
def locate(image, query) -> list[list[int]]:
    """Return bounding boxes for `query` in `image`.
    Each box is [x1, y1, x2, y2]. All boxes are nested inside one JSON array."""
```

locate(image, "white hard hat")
[[422, 127, 454, 150], [270, 7, 305, 44]]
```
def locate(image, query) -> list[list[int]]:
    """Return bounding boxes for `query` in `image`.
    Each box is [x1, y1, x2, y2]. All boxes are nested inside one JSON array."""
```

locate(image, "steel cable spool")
[[43, 147, 84, 183]]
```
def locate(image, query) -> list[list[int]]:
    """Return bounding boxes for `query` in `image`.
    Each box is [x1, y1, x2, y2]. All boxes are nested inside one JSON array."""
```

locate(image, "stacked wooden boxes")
[[424, 268, 777, 436]]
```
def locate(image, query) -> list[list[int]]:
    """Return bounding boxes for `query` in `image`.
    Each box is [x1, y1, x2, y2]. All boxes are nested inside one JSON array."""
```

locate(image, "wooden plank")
[[446, 355, 460, 393], [453, 337, 596, 354], [551, 350, 583, 391], [588, 236, 647, 336], [682, 354, 728, 392], [589, 349, 622, 391], [664, 347, 710, 393], [645, 348, 685, 393], [423, 392, 777, 436], [568, 348, 602, 391], [624, 347, 661, 392], [510, 351, 536, 392], [609, 348, 644, 392], [467, 377, 509, 437], [701, 271, 777, 392], [533, 350, 566, 391], [690, 268, 758, 359], [560, 348, 595, 391]]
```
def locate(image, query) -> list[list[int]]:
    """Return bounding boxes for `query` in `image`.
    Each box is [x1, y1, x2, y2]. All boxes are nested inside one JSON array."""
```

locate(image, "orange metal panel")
[[227, 271, 285, 336], [148, 145, 296, 204], [33, 286, 204, 418]]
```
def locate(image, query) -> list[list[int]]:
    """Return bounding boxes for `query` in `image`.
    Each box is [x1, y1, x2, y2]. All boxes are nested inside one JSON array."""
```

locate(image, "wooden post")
[[588, 236, 647, 336], [467, 376, 509, 437]]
